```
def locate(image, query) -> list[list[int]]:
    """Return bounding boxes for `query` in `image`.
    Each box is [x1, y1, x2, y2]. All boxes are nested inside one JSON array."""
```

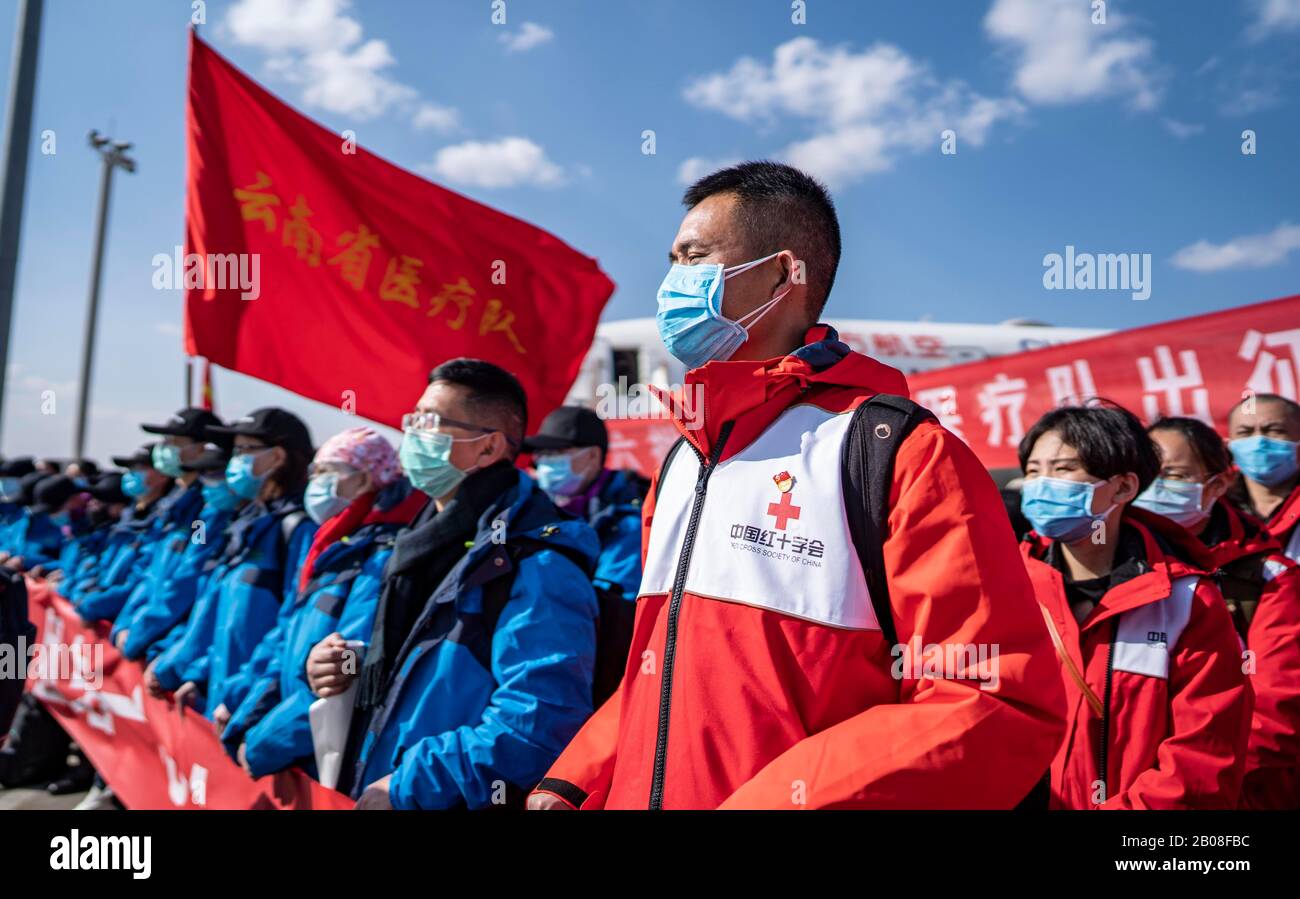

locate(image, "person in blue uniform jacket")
[[221, 426, 424, 778], [0, 473, 59, 571], [160, 408, 317, 718], [305, 359, 600, 810], [524, 405, 647, 705], [0, 457, 37, 549], [108, 408, 229, 653], [47, 473, 130, 598], [20, 475, 93, 576], [67, 445, 171, 622]]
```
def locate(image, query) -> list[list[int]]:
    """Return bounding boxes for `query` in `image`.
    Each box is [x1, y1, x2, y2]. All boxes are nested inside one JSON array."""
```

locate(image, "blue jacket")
[[54, 521, 111, 594], [4, 510, 65, 570], [0, 503, 25, 554], [69, 499, 165, 622], [350, 472, 600, 809], [149, 495, 316, 714], [225, 496, 408, 777], [585, 470, 645, 602], [118, 496, 239, 660], [109, 484, 204, 646]]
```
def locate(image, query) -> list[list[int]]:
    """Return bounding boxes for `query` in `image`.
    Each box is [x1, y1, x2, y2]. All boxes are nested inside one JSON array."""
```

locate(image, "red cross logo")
[[766, 491, 801, 531]]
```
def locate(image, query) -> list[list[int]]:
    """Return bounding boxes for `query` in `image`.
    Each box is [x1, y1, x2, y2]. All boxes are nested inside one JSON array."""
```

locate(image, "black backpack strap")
[[841, 394, 936, 647], [653, 436, 687, 503], [1216, 554, 1267, 640], [480, 532, 595, 635]]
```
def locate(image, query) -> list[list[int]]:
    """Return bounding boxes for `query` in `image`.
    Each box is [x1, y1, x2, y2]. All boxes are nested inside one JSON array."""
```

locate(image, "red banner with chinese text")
[[183, 32, 614, 431], [908, 292, 1300, 469], [24, 581, 353, 810]]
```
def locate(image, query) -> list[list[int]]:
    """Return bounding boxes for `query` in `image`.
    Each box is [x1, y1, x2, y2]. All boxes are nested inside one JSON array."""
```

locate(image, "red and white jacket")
[[1199, 501, 1300, 810], [531, 326, 1066, 809], [1258, 482, 1300, 564], [1021, 510, 1253, 809]]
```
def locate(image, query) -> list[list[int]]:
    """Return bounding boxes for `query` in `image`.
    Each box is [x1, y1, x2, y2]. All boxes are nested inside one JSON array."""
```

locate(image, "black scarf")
[[356, 461, 518, 709]]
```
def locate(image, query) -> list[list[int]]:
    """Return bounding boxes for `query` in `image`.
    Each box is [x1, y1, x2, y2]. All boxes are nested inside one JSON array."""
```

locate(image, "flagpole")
[[0, 0, 44, 447]]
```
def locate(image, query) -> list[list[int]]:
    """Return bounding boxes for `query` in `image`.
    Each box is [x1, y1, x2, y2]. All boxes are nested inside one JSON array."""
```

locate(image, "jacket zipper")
[[648, 418, 734, 810], [1097, 618, 1118, 806]]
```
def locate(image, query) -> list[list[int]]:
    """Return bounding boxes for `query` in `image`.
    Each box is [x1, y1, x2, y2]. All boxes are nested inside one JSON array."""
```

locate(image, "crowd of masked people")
[[0, 355, 1297, 809], [0, 358, 645, 808]]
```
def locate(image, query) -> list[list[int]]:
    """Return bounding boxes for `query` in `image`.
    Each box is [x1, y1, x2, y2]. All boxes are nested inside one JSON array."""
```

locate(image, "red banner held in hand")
[[24, 581, 353, 810], [183, 32, 614, 431]]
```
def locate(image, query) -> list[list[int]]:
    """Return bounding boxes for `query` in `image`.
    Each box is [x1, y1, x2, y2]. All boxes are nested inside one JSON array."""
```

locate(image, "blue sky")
[[0, 0, 1297, 461]]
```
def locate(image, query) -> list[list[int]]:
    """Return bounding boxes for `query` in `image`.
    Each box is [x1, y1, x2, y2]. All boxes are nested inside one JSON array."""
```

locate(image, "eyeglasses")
[[401, 412, 518, 448]]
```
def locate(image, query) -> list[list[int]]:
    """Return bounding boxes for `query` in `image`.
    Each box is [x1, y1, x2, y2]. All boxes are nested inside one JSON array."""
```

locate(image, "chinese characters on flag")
[[909, 292, 1300, 469], [184, 33, 614, 431]]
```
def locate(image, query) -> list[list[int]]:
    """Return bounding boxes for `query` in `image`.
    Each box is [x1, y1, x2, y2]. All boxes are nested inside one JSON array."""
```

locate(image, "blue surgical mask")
[[1020, 476, 1118, 542], [1230, 436, 1299, 487], [152, 443, 184, 478], [656, 252, 792, 369], [202, 479, 241, 513], [1132, 477, 1209, 528], [305, 473, 351, 524], [400, 429, 482, 498], [535, 454, 587, 497], [226, 453, 268, 500], [121, 470, 150, 498]]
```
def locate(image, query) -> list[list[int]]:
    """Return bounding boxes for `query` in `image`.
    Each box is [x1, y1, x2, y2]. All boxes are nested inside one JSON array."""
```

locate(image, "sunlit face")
[[1229, 399, 1300, 442], [668, 192, 789, 327], [233, 436, 285, 478], [310, 460, 371, 501], [1149, 428, 1231, 510], [1022, 430, 1137, 513], [413, 381, 513, 472]]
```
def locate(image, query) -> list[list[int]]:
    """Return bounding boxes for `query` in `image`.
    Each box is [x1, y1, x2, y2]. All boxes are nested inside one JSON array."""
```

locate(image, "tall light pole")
[[0, 0, 44, 447], [72, 131, 135, 460]]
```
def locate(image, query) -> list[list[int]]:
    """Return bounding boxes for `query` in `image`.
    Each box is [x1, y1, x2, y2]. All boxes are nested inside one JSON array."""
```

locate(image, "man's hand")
[[307, 633, 359, 697], [28, 564, 46, 578], [4, 556, 24, 571], [143, 661, 167, 699], [174, 681, 199, 708], [212, 703, 231, 730], [46, 569, 64, 585], [526, 792, 575, 810], [236, 743, 253, 777], [114, 630, 129, 651], [355, 775, 393, 810]]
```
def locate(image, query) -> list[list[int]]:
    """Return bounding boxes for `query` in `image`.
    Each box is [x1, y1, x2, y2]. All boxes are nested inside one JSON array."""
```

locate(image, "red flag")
[[200, 357, 215, 411], [183, 32, 613, 431], [908, 292, 1300, 469]]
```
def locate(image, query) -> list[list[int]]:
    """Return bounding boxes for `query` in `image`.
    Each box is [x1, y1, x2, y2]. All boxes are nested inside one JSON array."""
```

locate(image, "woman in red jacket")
[[1017, 402, 1252, 809], [1134, 416, 1300, 809]]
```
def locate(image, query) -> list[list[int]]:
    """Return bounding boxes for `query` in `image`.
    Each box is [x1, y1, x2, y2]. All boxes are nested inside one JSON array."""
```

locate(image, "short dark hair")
[[428, 357, 528, 455], [1226, 392, 1300, 424], [682, 160, 841, 318], [1018, 401, 1161, 494], [1149, 416, 1231, 476]]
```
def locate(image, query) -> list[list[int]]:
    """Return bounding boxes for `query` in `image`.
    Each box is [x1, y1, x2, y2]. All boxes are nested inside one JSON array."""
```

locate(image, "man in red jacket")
[[528, 161, 1065, 810]]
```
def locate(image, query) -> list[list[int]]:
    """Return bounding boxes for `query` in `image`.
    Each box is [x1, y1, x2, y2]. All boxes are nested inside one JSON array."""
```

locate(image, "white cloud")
[[1246, 0, 1300, 40], [681, 37, 1023, 188], [500, 22, 554, 53], [225, 0, 457, 127], [1171, 222, 1300, 272], [412, 103, 461, 133], [676, 156, 742, 185], [1162, 118, 1204, 139], [424, 137, 564, 189], [985, 0, 1162, 110]]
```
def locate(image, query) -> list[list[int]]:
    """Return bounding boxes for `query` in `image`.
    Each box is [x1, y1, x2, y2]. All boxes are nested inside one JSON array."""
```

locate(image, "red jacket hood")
[[651, 323, 910, 459], [1201, 500, 1282, 568]]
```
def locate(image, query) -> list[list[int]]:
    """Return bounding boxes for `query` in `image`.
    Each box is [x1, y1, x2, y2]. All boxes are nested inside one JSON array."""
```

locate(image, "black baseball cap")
[[89, 473, 130, 505], [31, 475, 80, 516], [208, 407, 313, 458], [110, 443, 158, 469], [16, 472, 51, 506], [181, 442, 232, 473], [142, 407, 229, 447], [521, 406, 609, 454], [0, 457, 36, 478]]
